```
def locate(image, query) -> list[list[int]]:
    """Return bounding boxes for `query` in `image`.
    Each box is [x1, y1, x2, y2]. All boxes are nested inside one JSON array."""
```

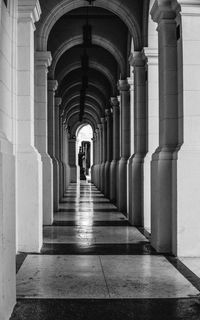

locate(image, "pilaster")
[[104, 109, 113, 198], [117, 79, 130, 213], [35, 51, 53, 225], [110, 97, 120, 203], [143, 47, 159, 234], [16, 0, 43, 252]]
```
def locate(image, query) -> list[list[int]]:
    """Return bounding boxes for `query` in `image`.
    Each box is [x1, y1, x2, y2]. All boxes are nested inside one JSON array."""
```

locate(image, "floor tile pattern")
[[12, 181, 200, 319]]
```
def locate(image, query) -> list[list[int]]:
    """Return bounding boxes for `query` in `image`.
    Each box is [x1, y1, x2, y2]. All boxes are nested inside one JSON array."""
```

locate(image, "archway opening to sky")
[[76, 124, 93, 180]]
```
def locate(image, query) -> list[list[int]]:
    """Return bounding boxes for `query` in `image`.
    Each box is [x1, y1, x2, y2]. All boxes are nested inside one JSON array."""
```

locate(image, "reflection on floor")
[[11, 181, 200, 319]]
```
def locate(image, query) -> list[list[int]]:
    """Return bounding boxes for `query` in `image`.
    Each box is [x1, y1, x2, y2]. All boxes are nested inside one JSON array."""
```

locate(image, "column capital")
[[35, 51, 52, 68], [110, 97, 119, 108], [18, 0, 41, 25], [48, 80, 58, 92], [55, 97, 62, 107], [105, 108, 112, 119], [95, 128, 99, 135], [97, 123, 103, 131], [101, 117, 106, 125], [118, 79, 130, 92], [129, 51, 147, 67], [143, 47, 158, 65], [150, 0, 180, 23]]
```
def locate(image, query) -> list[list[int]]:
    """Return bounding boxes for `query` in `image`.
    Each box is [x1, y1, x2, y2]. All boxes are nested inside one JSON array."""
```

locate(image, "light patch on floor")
[[43, 226, 147, 244], [16, 255, 199, 299], [54, 211, 127, 222]]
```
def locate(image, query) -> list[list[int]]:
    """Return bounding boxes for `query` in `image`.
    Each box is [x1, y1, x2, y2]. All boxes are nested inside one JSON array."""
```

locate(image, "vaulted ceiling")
[[35, 0, 149, 135]]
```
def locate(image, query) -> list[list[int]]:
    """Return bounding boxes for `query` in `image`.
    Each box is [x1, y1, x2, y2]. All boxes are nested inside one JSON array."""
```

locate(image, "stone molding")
[[48, 80, 58, 92], [18, 0, 41, 27], [143, 47, 158, 65], [35, 51, 52, 69]]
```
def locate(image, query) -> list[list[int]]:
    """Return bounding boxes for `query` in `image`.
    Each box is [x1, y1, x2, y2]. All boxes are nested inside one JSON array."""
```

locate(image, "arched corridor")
[[1, 0, 200, 319]]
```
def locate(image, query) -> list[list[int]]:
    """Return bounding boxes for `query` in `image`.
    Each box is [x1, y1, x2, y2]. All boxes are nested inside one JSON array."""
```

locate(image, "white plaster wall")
[[177, 3, 200, 256], [0, 1, 18, 319]]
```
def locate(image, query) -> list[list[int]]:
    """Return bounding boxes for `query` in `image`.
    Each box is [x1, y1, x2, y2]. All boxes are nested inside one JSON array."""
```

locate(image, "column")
[[98, 122, 103, 190], [16, 0, 43, 252], [55, 97, 62, 201], [129, 52, 147, 226], [127, 75, 135, 218], [59, 113, 66, 196], [100, 117, 107, 193], [35, 52, 53, 226], [91, 132, 96, 185], [104, 109, 113, 198], [151, 1, 179, 253], [69, 137, 77, 182], [117, 80, 131, 213], [110, 97, 120, 203], [143, 48, 159, 234], [176, 0, 200, 256], [48, 80, 59, 211], [62, 124, 70, 190], [95, 128, 100, 188]]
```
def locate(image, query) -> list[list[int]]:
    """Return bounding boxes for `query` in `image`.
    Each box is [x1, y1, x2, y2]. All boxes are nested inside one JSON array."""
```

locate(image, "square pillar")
[[151, 0, 179, 253], [16, 0, 43, 252]]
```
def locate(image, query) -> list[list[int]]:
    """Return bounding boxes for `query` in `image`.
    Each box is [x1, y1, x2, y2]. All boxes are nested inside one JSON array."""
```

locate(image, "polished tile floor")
[[11, 181, 200, 319]]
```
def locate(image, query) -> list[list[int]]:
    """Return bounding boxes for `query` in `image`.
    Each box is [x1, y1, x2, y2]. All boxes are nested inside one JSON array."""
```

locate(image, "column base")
[[0, 135, 16, 320], [130, 154, 145, 226], [17, 145, 43, 252], [127, 154, 135, 219], [51, 156, 60, 212], [109, 160, 118, 203], [70, 165, 77, 182], [41, 153, 53, 225], [117, 157, 128, 213], [151, 149, 177, 254], [95, 164, 100, 189], [100, 162, 105, 193], [143, 153, 152, 233], [104, 161, 111, 198]]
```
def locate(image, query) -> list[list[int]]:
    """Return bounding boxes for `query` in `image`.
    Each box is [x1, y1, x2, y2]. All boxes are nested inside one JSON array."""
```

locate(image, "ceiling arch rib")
[[67, 110, 98, 132], [63, 94, 104, 115], [57, 62, 116, 96], [62, 81, 107, 101], [65, 104, 101, 123], [49, 35, 126, 79], [36, 0, 142, 51], [62, 87, 106, 112]]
